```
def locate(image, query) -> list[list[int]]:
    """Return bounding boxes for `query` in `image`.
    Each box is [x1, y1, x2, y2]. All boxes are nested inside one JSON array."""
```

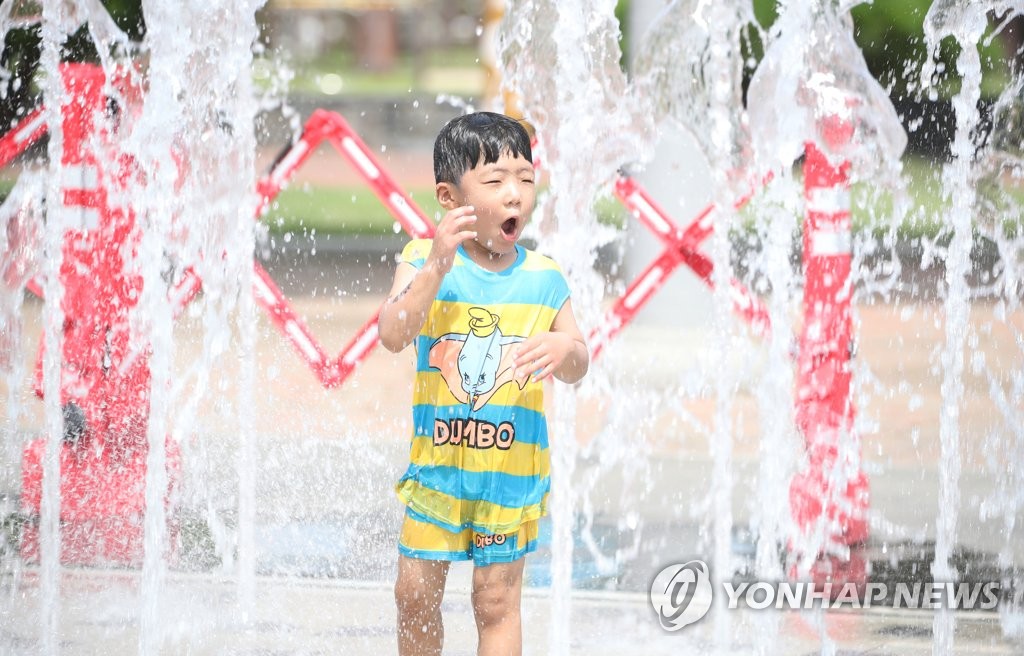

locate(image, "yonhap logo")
[[649, 560, 713, 631]]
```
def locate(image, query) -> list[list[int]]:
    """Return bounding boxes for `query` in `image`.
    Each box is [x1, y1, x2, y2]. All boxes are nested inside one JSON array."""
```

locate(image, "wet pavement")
[[2, 256, 1024, 653], [1, 566, 1021, 655]]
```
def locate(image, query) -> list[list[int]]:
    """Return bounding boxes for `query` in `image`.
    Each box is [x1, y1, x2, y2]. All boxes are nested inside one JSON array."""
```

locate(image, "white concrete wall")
[[624, 0, 715, 330]]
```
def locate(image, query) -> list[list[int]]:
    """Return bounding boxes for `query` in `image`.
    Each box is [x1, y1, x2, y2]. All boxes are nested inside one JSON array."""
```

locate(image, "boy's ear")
[[436, 182, 461, 211]]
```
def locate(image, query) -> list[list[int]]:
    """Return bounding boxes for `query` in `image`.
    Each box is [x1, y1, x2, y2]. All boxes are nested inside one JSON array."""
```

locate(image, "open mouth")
[[501, 217, 518, 239]]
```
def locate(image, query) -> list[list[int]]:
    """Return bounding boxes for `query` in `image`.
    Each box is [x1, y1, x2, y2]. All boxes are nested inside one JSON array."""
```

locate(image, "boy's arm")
[[378, 206, 477, 353], [512, 299, 589, 385], [378, 260, 444, 353]]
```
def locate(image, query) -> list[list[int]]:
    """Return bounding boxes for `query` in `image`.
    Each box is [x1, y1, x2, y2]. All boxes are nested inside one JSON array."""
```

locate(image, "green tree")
[[749, 0, 1018, 155], [0, 0, 144, 132], [751, 0, 1015, 101]]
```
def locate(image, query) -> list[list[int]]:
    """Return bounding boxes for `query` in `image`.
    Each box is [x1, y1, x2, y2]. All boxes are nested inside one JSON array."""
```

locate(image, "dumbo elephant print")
[[428, 307, 527, 410]]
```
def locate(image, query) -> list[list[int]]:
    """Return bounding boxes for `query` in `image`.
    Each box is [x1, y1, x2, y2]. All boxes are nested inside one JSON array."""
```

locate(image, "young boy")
[[378, 111, 589, 655]]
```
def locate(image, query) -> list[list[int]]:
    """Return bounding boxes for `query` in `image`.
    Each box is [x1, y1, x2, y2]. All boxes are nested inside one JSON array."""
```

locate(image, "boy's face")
[[437, 151, 536, 259]]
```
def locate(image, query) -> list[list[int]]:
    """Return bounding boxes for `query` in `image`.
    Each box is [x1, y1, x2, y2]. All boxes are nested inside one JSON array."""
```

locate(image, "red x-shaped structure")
[[1, 104, 771, 388], [218, 114, 771, 384], [4, 108, 436, 389], [163, 109, 436, 387], [3, 65, 862, 574], [593, 174, 771, 356]]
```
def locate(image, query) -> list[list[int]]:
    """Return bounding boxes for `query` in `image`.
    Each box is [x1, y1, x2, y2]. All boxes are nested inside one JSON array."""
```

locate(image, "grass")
[[851, 156, 947, 239], [734, 156, 1022, 243], [3, 156, 1021, 241], [258, 45, 485, 97], [260, 183, 629, 237], [261, 185, 440, 236], [850, 156, 1023, 241]]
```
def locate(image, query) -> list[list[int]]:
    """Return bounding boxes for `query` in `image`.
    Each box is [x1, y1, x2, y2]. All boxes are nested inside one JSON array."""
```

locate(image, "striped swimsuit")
[[395, 239, 570, 565]]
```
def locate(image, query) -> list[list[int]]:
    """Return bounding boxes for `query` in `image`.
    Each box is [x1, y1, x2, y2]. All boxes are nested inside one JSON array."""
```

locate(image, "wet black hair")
[[433, 111, 533, 185]]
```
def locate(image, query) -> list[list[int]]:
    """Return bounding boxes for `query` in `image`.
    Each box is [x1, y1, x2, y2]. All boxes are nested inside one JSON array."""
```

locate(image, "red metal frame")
[[166, 109, 436, 387], [594, 174, 771, 357], [5, 104, 770, 387], [529, 141, 771, 355], [0, 106, 47, 168], [0, 108, 48, 299], [15, 63, 180, 567], [249, 110, 435, 386], [4, 88, 867, 572], [789, 131, 868, 551], [10, 108, 438, 389]]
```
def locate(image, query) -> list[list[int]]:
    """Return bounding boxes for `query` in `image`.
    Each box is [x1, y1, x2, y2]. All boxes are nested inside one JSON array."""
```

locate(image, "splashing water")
[[501, 0, 1022, 652], [747, 0, 907, 180], [0, 173, 43, 489], [499, 2, 653, 652], [924, 0, 984, 648], [0, 0, 264, 651], [2, 1, 1024, 654], [924, 1, 1024, 650], [633, 0, 758, 184], [35, 6, 68, 651], [128, 0, 264, 644], [975, 21, 1024, 623]]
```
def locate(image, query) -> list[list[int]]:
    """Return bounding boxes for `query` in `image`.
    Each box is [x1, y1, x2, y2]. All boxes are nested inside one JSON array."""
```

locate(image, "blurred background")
[[3, 1, 1022, 135], [1, 2, 1023, 652], [4, 0, 1019, 250], [1, 0, 1022, 244]]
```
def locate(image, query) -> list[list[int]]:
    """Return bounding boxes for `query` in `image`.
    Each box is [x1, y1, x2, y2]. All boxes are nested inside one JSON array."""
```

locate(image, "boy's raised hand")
[[513, 332, 574, 383], [427, 205, 477, 274], [379, 206, 475, 353], [512, 300, 589, 385], [513, 331, 586, 384]]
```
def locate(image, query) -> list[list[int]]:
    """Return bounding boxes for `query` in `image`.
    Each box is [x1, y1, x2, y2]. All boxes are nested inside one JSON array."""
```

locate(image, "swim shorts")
[[398, 507, 539, 566]]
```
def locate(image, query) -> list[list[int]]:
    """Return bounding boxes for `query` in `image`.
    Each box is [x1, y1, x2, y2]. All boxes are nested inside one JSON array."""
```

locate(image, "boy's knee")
[[472, 584, 520, 628], [472, 565, 523, 628], [471, 585, 512, 622], [395, 571, 444, 617]]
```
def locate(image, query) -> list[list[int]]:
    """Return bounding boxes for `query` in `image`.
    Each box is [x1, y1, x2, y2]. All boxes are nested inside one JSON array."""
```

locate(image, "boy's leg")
[[472, 558, 525, 656], [395, 554, 450, 656]]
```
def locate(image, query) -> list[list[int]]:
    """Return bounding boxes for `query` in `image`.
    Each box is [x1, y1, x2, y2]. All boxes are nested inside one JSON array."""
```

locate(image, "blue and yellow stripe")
[[395, 237, 568, 542]]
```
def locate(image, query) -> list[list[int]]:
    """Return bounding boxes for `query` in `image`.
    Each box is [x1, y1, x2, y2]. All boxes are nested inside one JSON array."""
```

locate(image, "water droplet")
[[318, 73, 344, 95]]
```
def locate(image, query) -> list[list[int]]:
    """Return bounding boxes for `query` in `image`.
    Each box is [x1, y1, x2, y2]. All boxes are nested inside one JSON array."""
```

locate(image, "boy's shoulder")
[[400, 239, 433, 266], [400, 239, 565, 277], [518, 246, 565, 275]]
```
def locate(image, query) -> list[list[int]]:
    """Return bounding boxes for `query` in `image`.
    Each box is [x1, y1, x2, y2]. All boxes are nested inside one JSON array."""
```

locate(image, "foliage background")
[[3, 0, 1021, 143]]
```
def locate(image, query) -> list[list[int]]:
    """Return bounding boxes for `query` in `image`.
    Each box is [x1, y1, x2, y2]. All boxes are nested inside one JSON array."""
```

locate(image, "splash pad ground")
[[2, 284, 1022, 653], [0, 566, 1017, 655]]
